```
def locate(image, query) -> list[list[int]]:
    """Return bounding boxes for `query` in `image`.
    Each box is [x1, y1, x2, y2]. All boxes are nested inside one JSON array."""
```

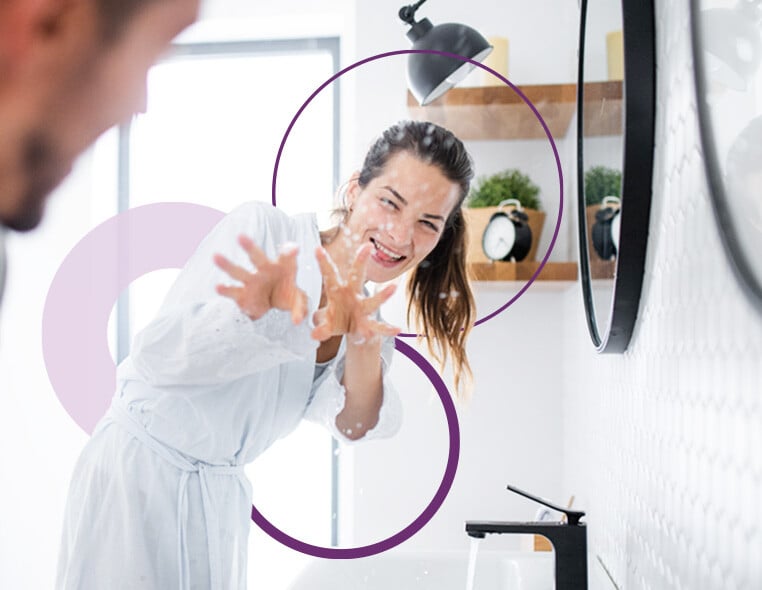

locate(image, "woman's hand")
[[214, 235, 308, 324], [312, 243, 400, 342]]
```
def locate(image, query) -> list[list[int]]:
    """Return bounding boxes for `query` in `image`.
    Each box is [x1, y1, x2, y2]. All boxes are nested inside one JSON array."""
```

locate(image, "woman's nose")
[[385, 219, 414, 244]]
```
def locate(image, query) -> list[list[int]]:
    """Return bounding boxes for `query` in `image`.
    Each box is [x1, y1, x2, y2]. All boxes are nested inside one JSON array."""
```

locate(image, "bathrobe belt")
[[98, 398, 248, 590]]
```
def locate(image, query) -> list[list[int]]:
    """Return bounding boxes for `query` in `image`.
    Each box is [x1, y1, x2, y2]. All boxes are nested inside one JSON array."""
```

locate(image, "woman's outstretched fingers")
[[362, 283, 397, 313], [290, 289, 308, 325], [311, 307, 331, 341], [349, 242, 373, 285], [238, 234, 269, 268], [213, 254, 250, 283], [315, 246, 341, 289], [279, 246, 300, 282], [215, 284, 243, 300]]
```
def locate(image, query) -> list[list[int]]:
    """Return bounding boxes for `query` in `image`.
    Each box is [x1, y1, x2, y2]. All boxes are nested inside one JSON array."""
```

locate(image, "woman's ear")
[[345, 172, 361, 211]]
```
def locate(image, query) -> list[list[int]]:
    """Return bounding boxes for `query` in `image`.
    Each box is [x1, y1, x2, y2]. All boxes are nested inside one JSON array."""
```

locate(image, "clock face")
[[482, 213, 516, 261]]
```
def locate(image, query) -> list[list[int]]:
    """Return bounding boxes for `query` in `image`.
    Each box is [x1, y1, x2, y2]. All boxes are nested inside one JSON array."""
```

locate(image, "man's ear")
[[0, 1, 69, 66]]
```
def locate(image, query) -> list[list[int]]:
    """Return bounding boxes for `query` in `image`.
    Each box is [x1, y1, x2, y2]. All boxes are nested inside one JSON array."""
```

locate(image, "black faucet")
[[465, 484, 587, 590]]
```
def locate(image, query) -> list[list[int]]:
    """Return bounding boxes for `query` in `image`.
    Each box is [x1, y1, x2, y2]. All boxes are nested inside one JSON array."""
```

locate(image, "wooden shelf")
[[406, 81, 622, 140], [468, 261, 578, 282], [581, 80, 623, 137]]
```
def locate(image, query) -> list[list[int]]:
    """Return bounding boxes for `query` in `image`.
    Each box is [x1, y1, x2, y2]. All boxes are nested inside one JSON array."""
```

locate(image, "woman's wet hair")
[[354, 120, 476, 398]]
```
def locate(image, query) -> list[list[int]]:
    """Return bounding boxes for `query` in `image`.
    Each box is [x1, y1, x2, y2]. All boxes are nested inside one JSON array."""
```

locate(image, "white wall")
[[348, 0, 580, 263], [344, 284, 569, 553], [561, 1, 762, 589]]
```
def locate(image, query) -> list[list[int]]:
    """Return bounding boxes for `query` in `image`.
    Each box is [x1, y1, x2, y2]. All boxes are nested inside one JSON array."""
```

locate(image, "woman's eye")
[[380, 197, 399, 210], [420, 220, 439, 232]]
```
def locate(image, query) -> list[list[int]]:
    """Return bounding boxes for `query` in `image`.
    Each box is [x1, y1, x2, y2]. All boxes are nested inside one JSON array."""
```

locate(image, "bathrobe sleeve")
[[129, 202, 319, 387], [303, 332, 403, 444]]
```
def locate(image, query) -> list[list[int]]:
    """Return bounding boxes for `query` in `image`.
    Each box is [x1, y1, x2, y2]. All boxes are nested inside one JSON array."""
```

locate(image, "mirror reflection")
[[694, 0, 762, 308], [580, 0, 625, 338]]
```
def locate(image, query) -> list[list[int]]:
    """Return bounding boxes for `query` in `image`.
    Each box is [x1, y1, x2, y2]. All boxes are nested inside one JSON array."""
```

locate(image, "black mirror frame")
[[690, 0, 762, 315], [576, 0, 657, 353]]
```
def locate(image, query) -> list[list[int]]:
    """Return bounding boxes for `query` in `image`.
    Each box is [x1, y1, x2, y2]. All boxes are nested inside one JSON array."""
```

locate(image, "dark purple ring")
[[271, 49, 565, 338], [250, 338, 460, 558]]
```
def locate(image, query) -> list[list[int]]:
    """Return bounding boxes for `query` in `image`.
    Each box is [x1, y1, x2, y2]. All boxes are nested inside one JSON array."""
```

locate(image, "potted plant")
[[584, 166, 621, 206], [463, 169, 545, 263]]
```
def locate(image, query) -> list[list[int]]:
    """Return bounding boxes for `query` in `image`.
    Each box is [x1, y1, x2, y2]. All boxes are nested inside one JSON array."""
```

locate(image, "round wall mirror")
[[692, 0, 762, 313], [577, 0, 656, 352]]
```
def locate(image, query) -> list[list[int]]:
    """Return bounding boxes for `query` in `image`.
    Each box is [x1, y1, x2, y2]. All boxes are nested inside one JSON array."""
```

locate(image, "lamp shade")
[[407, 18, 493, 105]]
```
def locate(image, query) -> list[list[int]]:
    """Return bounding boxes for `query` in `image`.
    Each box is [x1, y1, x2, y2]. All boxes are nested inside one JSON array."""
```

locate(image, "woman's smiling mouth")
[[370, 237, 406, 264]]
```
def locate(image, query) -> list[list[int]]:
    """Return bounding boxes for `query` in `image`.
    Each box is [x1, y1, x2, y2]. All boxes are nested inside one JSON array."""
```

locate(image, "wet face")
[[343, 150, 461, 284], [0, 0, 199, 231]]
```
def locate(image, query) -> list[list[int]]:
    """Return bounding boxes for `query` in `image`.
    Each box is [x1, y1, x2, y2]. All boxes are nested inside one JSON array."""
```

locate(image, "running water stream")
[[465, 536, 482, 590]]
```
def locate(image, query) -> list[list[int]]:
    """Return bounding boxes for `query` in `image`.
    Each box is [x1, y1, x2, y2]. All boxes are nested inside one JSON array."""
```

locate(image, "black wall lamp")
[[399, 0, 493, 105]]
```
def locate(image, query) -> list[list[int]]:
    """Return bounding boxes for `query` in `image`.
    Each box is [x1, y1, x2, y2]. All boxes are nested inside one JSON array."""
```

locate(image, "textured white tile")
[[562, 0, 762, 588]]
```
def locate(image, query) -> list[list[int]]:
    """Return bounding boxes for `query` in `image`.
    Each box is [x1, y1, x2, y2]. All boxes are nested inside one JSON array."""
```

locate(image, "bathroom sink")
[[287, 549, 554, 590]]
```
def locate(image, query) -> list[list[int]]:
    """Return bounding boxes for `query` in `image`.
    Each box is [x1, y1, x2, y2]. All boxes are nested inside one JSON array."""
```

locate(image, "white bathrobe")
[[56, 202, 402, 590]]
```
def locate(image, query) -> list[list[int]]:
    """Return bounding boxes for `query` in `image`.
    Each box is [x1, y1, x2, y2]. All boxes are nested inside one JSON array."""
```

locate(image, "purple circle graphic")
[[42, 203, 225, 433], [271, 49, 564, 336], [43, 202, 460, 559], [251, 337, 460, 558]]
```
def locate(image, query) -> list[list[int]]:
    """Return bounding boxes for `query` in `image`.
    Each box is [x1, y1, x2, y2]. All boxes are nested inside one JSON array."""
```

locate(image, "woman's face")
[[344, 150, 461, 284]]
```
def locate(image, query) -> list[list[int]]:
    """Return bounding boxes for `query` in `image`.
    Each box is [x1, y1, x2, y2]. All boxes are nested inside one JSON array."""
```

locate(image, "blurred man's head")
[[0, 0, 200, 231]]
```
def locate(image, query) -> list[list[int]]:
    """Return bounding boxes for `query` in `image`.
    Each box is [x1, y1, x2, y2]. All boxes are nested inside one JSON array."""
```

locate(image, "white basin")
[[287, 549, 555, 590]]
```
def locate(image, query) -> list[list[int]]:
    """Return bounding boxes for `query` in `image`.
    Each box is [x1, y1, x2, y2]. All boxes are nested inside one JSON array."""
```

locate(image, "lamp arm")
[[399, 0, 429, 25]]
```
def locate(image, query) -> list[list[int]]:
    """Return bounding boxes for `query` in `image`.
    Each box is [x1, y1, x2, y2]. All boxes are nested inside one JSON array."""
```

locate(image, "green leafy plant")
[[466, 169, 542, 211], [584, 166, 622, 206]]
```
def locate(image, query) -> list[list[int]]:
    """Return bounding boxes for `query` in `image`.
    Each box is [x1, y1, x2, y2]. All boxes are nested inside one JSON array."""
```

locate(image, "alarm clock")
[[592, 196, 621, 260], [481, 199, 533, 262]]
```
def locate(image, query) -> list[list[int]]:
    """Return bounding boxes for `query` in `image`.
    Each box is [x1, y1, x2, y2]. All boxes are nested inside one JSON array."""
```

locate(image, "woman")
[[56, 120, 476, 589]]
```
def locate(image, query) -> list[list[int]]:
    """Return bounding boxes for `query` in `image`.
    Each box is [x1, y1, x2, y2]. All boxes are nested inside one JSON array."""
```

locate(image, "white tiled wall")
[[561, 1, 762, 588]]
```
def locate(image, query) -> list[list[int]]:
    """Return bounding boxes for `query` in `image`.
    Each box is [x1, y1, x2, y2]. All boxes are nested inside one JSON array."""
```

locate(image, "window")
[[116, 38, 339, 588]]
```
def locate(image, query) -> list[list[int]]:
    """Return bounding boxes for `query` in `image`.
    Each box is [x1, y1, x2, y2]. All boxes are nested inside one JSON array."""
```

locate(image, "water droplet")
[[346, 428, 353, 435], [419, 260, 431, 269], [333, 448, 341, 456], [356, 422, 363, 429], [450, 290, 460, 298], [439, 292, 447, 299]]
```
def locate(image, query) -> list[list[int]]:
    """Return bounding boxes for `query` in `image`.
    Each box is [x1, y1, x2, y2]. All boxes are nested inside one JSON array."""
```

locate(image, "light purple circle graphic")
[[42, 203, 225, 433], [271, 49, 564, 336], [42, 201, 459, 559], [251, 337, 459, 559]]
